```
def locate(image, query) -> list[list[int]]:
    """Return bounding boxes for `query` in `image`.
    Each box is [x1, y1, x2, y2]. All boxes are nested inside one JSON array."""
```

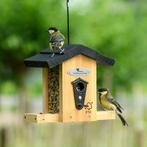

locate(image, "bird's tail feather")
[[116, 106, 123, 113], [117, 113, 128, 126]]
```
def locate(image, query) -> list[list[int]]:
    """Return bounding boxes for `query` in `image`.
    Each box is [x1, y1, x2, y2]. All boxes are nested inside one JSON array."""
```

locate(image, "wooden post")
[[59, 65, 63, 121], [0, 128, 6, 147], [42, 68, 49, 113]]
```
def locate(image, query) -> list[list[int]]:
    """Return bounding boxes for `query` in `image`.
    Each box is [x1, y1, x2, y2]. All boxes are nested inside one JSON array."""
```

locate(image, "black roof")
[[24, 44, 115, 68]]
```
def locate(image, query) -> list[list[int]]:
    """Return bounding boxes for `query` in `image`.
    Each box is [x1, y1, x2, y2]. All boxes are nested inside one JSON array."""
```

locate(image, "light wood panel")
[[61, 54, 97, 122], [24, 111, 115, 123], [96, 111, 116, 120], [24, 113, 59, 123], [42, 68, 49, 113]]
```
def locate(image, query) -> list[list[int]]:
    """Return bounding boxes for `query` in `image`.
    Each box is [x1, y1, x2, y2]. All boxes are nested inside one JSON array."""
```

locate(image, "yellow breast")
[[99, 96, 116, 111]]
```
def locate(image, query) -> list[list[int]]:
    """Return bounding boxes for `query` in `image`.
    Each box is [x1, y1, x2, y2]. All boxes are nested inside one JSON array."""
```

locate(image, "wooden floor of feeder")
[[24, 113, 59, 123], [96, 111, 116, 120], [24, 111, 115, 123]]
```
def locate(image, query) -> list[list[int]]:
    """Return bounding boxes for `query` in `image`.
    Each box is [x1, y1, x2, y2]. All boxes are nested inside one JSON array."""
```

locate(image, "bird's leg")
[[50, 43, 56, 57], [59, 48, 64, 54], [59, 41, 64, 54], [51, 53, 55, 57]]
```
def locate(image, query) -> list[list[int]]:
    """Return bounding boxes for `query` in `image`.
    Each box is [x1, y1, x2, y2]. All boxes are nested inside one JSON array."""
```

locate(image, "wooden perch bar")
[[24, 113, 59, 123], [24, 111, 115, 123]]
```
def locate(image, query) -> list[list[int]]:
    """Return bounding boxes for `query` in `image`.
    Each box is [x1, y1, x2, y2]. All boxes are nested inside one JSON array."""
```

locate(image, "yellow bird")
[[98, 88, 128, 126]]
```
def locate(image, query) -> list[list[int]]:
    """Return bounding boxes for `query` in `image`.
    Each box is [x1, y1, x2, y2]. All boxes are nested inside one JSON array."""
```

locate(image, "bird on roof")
[[98, 88, 128, 126], [48, 27, 65, 57]]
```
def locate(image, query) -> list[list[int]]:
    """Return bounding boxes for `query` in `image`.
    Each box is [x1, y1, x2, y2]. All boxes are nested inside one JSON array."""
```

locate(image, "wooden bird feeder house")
[[24, 44, 116, 123]]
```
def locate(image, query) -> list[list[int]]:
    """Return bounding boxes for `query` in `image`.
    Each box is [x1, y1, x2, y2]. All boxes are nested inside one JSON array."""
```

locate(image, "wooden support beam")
[[42, 68, 49, 113], [24, 113, 59, 123], [96, 111, 116, 120], [59, 65, 63, 121]]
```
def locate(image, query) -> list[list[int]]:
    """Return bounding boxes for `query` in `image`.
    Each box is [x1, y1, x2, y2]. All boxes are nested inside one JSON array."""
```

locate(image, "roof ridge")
[[24, 44, 115, 68]]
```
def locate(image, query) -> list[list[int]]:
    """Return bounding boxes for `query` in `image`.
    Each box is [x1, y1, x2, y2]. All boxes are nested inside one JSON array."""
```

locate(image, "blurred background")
[[0, 0, 147, 147]]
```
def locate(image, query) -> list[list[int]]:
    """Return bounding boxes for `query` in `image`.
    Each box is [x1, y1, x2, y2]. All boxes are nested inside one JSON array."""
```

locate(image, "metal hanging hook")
[[66, 0, 70, 45]]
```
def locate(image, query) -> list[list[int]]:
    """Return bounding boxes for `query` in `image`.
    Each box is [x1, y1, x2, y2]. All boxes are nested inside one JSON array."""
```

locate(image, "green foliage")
[[71, 0, 147, 89], [0, 81, 17, 95]]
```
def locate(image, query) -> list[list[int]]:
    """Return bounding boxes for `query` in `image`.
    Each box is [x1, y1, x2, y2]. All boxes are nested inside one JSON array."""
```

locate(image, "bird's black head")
[[48, 27, 58, 32], [98, 88, 108, 92]]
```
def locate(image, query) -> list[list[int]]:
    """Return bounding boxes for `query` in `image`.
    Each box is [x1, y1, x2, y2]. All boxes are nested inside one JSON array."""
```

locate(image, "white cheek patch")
[[102, 91, 107, 95], [49, 30, 54, 34]]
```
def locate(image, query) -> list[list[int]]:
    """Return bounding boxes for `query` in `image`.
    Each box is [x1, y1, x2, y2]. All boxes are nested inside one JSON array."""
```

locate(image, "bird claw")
[[51, 53, 55, 57], [59, 48, 64, 54]]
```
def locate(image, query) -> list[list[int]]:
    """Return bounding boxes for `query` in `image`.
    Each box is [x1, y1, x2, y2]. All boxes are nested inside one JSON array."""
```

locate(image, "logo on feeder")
[[68, 68, 91, 76]]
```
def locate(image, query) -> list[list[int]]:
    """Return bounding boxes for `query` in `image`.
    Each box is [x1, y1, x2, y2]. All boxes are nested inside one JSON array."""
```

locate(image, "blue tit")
[[98, 88, 128, 126], [48, 27, 65, 57]]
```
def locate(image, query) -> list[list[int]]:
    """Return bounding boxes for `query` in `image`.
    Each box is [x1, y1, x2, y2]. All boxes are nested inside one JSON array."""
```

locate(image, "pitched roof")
[[24, 44, 115, 68]]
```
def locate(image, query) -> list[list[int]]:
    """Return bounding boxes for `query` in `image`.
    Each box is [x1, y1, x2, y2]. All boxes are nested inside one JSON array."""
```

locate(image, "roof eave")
[[24, 44, 115, 68]]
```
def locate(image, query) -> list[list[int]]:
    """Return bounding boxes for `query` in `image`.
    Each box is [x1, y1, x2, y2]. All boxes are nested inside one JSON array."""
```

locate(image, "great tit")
[[48, 27, 65, 57], [98, 88, 128, 126]]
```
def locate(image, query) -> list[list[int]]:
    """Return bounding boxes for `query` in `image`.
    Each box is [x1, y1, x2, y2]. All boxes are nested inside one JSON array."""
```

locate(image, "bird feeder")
[[24, 44, 116, 123]]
